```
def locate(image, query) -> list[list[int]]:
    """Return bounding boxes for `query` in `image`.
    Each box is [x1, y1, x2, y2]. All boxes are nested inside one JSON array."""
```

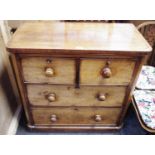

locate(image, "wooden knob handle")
[[98, 93, 106, 101], [47, 93, 56, 102], [45, 67, 54, 76], [50, 114, 57, 122], [101, 67, 111, 78], [95, 115, 102, 122]]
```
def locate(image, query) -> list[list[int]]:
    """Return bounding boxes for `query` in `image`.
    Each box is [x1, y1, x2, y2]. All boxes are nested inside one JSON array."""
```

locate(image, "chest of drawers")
[[7, 22, 151, 131]]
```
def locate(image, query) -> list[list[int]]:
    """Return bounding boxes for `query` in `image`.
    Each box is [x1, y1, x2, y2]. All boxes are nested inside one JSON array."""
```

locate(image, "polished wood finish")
[[98, 93, 106, 101], [11, 54, 33, 124], [101, 67, 112, 78], [50, 114, 57, 122], [27, 85, 126, 107], [7, 22, 151, 52], [7, 22, 151, 131], [80, 59, 135, 85], [45, 67, 54, 77], [32, 107, 121, 125], [22, 57, 75, 84], [46, 93, 56, 102], [95, 115, 102, 122]]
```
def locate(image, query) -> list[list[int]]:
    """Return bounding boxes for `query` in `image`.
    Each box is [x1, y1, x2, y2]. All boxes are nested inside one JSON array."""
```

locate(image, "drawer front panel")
[[27, 85, 126, 107], [22, 57, 75, 84], [80, 59, 135, 85], [32, 107, 121, 125]]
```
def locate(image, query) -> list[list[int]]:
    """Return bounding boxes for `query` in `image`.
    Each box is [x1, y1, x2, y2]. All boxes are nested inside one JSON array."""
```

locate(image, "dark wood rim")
[[27, 123, 123, 131], [116, 56, 142, 125], [15, 54, 34, 124], [7, 48, 151, 56]]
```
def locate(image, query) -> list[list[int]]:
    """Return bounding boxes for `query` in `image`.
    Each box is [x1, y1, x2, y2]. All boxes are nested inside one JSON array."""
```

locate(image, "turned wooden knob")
[[101, 67, 112, 78], [45, 67, 54, 76], [95, 115, 102, 122], [47, 93, 56, 102], [50, 114, 57, 122], [98, 93, 106, 101]]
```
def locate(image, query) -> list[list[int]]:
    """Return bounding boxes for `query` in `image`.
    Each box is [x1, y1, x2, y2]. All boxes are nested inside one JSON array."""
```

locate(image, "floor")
[[16, 105, 150, 135]]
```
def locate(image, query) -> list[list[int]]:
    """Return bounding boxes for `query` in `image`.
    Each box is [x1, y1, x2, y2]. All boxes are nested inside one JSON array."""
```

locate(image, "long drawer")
[[27, 85, 126, 107], [32, 107, 121, 125]]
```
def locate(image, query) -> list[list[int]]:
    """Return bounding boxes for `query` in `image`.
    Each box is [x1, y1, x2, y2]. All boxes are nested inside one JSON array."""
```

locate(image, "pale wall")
[[0, 30, 17, 134]]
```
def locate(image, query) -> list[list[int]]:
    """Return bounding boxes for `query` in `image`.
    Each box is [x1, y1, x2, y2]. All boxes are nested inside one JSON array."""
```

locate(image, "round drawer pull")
[[95, 115, 102, 122], [47, 93, 56, 102], [101, 67, 112, 78], [50, 114, 57, 122], [98, 93, 106, 101], [45, 67, 54, 76]]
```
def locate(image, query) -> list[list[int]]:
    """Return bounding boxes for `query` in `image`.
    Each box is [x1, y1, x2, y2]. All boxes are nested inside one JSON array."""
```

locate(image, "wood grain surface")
[[27, 85, 126, 107], [22, 57, 75, 84], [80, 58, 135, 85], [32, 107, 121, 125], [7, 22, 152, 52]]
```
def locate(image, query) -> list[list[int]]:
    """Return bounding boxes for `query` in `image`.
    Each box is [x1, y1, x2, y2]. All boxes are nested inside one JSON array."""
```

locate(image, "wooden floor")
[[16, 105, 150, 135]]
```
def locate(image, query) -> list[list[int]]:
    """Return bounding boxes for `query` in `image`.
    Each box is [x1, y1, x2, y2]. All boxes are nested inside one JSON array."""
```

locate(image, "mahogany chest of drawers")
[[7, 22, 151, 131]]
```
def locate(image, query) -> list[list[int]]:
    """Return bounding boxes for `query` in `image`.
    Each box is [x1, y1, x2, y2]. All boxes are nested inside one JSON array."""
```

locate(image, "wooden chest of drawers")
[[7, 22, 151, 131]]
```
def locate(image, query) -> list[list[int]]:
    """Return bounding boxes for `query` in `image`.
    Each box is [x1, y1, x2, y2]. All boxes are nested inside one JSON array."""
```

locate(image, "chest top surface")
[[7, 21, 152, 53]]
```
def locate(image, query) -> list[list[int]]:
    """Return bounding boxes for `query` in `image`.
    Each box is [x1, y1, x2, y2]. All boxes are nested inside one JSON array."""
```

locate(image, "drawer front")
[[22, 57, 75, 84], [80, 59, 135, 85], [27, 85, 126, 107], [32, 107, 121, 125]]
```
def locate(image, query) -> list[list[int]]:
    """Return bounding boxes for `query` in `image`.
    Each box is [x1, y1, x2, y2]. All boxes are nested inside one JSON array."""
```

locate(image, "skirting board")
[[7, 105, 22, 135]]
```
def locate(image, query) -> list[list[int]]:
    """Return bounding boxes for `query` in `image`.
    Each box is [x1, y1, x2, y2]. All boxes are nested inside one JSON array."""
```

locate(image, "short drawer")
[[80, 59, 135, 85], [32, 107, 121, 125], [21, 57, 75, 84], [27, 85, 126, 107]]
